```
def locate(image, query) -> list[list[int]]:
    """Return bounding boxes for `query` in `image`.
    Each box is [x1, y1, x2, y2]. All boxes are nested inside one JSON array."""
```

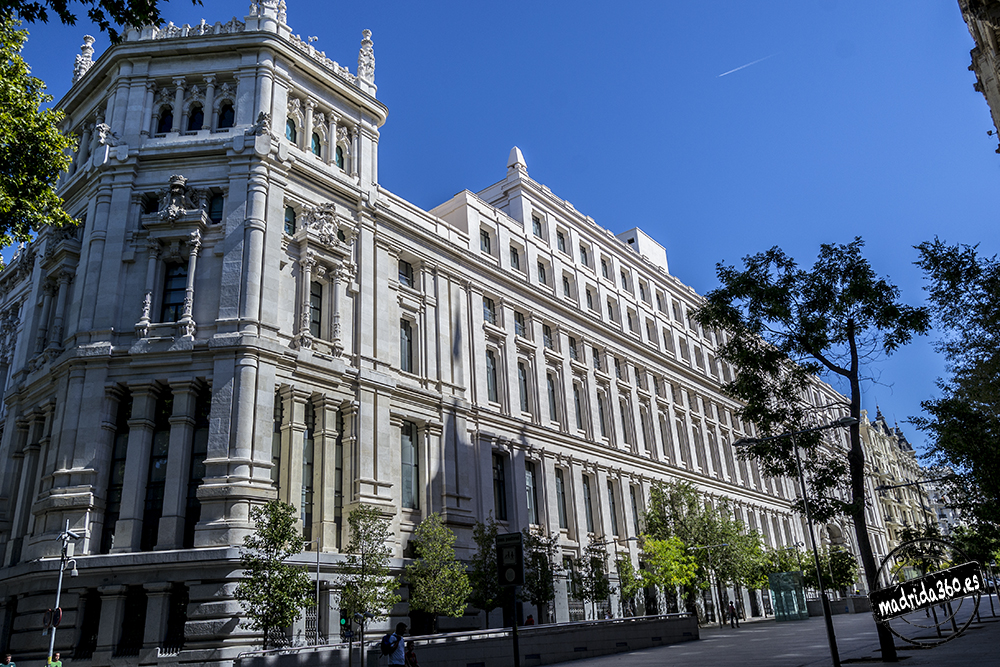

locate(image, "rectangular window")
[[583, 476, 595, 533], [271, 392, 283, 491], [592, 347, 602, 371], [586, 289, 594, 310], [302, 402, 315, 541], [400, 319, 413, 373], [543, 324, 554, 349], [608, 481, 619, 536], [510, 246, 520, 270], [555, 469, 568, 529], [607, 301, 615, 321], [574, 384, 583, 430], [483, 297, 496, 325], [557, 230, 566, 252], [537, 262, 547, 285], [401, 421, 419, 509], [656, 293, 663, 311], [627, 312, 635, 332], [141, 392, 172, 551], [621, 271, 628, 289], [309, 281, 322, 338], [518, 362, 530, 412], [532, 215, 543, 237], [614, 357, 622, 379], [630, 486, 640, 533], [601, 259, 609, 279], [568, 336, 578, 360], [493, 453, 508, 521], [525, 461, 539, 525], [639, 283, 646, 301], [486, 350, 499, 402], [514, 311, 526, 337], [598, 395, 607, 438], [580, 245, 589, 265], [646, 321, 655, 343], [102, 394, 132, 554], [480, 229, 491, 254], [547, 372, 558, 421], [160, 263, 187, 322], [620, 400, 631, 444], [563, 276, 571, 297], [398, 259, 414, 287]]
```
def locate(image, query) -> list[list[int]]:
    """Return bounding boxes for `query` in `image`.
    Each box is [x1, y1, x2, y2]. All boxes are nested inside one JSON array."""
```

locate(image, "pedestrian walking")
[[385, 622, 407, 667], [728, 601, 740, 628], [404, 641, 419, 667], [47, 652, 62, 667]]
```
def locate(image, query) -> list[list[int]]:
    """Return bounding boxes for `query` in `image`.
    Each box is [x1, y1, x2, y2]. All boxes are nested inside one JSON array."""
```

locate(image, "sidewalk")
[[556, 605, 1000, 667]]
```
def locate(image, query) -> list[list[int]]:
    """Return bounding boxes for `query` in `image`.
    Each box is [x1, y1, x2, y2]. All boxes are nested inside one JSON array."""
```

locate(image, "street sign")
[[496, 532, 524, 587]]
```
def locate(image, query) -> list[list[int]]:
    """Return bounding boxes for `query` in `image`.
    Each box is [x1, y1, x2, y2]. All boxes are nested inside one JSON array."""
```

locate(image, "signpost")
[[497, 532, 524, 667]]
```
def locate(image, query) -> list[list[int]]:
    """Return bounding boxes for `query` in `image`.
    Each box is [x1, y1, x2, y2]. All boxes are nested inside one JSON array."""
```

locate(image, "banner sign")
[[869, 561, 983, 623]]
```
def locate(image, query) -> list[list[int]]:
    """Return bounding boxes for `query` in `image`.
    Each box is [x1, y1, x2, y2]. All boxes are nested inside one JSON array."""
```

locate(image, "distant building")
[[0, 2, 894, 664], [959, 0, 1000, 150]]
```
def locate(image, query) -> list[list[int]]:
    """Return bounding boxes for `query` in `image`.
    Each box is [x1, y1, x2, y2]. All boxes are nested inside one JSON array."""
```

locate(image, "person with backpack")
[[381, 622, 407, 666]]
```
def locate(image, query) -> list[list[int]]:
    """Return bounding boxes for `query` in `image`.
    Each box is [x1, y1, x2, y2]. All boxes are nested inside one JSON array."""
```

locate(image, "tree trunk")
[[847, 321, 898, 661]]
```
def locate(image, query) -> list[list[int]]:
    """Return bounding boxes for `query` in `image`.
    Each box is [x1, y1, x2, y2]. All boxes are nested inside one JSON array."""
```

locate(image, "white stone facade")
[[0, 3, 892, 664]]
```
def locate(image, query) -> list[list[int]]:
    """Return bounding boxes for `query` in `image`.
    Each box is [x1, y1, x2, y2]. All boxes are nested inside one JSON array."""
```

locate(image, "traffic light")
[[340, 609, 350, 629]]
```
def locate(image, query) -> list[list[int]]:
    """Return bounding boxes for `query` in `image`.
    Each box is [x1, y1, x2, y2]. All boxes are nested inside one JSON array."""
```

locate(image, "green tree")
[[3, 1, 201, 41], [802, 547, 859, 591], [641, 536, 698, 592], [404, 513, 470, 630], [234, 500, 313, 650], [0, 14, 76, 259], [695, 238, 929, 660], [615, 555, 643, 616], [572, 537, 614, 619], [337, 505, 400, 624], [521, 525, 560, 623], [913, 239, 1000, 536], [468, 515, 504, 615]]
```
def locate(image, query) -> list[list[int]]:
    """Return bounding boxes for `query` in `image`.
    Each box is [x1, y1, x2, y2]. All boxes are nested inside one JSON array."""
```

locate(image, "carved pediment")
[[300, 202, 357, 251]]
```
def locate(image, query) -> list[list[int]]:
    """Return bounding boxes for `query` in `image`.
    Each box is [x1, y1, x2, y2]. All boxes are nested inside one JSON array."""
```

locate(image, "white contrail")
[[718, 53, 778, 78]]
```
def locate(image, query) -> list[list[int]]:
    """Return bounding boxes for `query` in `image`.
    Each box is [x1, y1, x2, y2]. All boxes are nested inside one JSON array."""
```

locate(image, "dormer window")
[[285, 120, 297, 143]]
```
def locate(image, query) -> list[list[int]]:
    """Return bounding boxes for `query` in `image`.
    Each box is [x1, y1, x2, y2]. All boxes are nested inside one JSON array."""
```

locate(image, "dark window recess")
[[401, 421, 419, 510], [285, 119, 297, 143], [187, 105, 204, 131], [284, 206, 296, 235], [208, 194, 224, 223], [75, 591, 101, 659], [309, 281, 322, 338], [183, 387, 211, 548], [335, 144, 345, 169], [101, 392, 132, 554], [398, 259, 414, 287], [400, 319, 413, 373], [160, 263, 187, 322], [218, 103, 235, 129], [492, 453, 507, 521], [163, 584, 189, 653], [140, 391, 172, 552], [485, 350, 498, 402], [115, 586, 148, 657], [0, 596, 16, 658], [272, 391, 283, 492], [311, 132, 321, 156], [157, 107, 173, 133], [301, 402, 315, 542]]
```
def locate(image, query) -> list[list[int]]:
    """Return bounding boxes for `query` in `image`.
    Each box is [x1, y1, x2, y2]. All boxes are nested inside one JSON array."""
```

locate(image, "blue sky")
[[19, 0, 1000, 452]]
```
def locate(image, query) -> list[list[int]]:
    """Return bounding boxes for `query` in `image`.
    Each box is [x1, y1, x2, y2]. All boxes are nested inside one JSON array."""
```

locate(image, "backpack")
[[380, 632, 400, 657]]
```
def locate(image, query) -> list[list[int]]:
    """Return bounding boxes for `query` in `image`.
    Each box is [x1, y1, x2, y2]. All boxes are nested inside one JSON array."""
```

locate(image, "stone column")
[[351, 124, 360, 176], [140, 82, 156, 137], [331, 265, 345, 357], [295, 254, 315, 348], [77, 123, 93, 165], [203, 75, 216, 130], [170, 77, 185, 133], [47, 270, 73, 349], [112, 382, 158, 552], [95, 585, 129, 653], [327, 114, 339, 166], [304, 98, 315, 152], [240, 164, 267, 335], [177, 231, 201, 339], [316, 394, 340, 550], [143, 582, 174, 648], [284, 388, 310, 533], [135, 241, 159, 337], [35, 281, 55, 353], [7, 419, 34, 560], [156, 381, 197, 549], [77, 184, 112, 336]]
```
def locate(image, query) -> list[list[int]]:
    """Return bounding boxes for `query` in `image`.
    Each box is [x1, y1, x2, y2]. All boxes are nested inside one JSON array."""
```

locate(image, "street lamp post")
[[687, 543, 729, 628], [736, 416, 858, 667], [48, 520, 80, 663]]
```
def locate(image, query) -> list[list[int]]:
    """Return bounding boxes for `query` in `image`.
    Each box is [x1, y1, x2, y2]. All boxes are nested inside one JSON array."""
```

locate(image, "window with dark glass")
[[547, 373, 558, 421], [631, 486, 641, 533], [656, 293, 663, 311], [218, 103, 235, 129], [621, 271, 628, 289], [400, 319, 413, 373], [514, 311, 526, 337], [101, 393, 132, 554], [160, 263, 187, 322], [628, 312, 635, 331], [543, 325, 553, 349], [525, 461, 539, 525], [555, 468, 568, 529], [518, 362, 529, 412], [586, 289, 594, 310], [614, 357, 622, 379], [284, 206, 296, 235], [398, 259, 414, 287], [285, 119, 297, 143], [557, 230, 566, 252], [302, 401, 315, 541], [486, 349, 498, 402], [620, 400, 631, 444], [157, 107, 173, 134], [510, 246, 520, 270], [601, 259, 609, 279], [492, 453, 507, 521], [76, 590, 101, 659], [562, 276, 571, 297], [574, 385, 583, 430], [483, 297, 496, 325], [115, 587, 148, 657], [163, 584, 189, 652], [608, 481, 619, 536], [272, 391, 283, 492], [187, 105, 204, 131], [639, 283, 646, 301], [580, 245, 589, 265], [309, 281, 322, 338], [607, 301, 615, 321], [183, 387, 210, 548], [598, 395, 607, 438], [335, 144, 345, 168], [141, 391, 172, 551], [582, 476, 594, 533], [480, 229, 491, 254], [537, 262, 546, 285], [532, 215, 542, 237], [592, 347, 602, 371], [208, 194, 224, 223], [569, 336, 578, 360], [311, 132, 321, 156], [401, 421, 419, 509]]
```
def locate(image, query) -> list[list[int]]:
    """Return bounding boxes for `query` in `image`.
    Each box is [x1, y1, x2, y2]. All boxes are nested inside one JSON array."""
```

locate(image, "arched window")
[[187, 104, 204, 131], [334, 144, 344, 169], [218, 103, 235, 129], [285, 119, 297, 143], [310, 132, 321, 156], [157, 107, 173, 134], [284, 206, 296, 235]]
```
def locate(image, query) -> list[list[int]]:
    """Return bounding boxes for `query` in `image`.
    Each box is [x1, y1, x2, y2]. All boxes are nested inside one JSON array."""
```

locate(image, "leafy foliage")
[[615, 555, 644, 615], [948, 524, 1000, 565], [521, 525, 561, 619], [913, 239, 1000, 534], [572, 537, 614, 611], [2, 1, 202, 41], [468, 514, 504, 614], [803, 546, 859, 591], [337, 505, 400, 623], [641, 536, 698, 590], [0, 14, 76, 258], [235, 500, 313, 650], [404, 513, 470, 623]]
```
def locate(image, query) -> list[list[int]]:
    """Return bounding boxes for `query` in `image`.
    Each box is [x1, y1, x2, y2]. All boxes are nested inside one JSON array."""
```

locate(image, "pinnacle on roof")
[[507, 146, 527, 173]]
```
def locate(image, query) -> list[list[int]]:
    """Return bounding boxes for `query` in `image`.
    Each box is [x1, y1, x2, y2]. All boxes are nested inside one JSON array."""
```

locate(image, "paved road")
[[558, 600, 1000, 667]]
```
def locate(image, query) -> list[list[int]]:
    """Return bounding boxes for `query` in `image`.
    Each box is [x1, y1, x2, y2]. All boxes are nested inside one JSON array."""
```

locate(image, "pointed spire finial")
[[358, 30, 375, 84], [507, 146, 527, 173], [72, 35, 95, 84]]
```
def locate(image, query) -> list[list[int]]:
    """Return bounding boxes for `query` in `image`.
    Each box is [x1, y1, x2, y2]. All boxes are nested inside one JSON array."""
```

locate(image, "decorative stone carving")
[[277, 0, 287, 24], [301, 203, 354, 248], [94, 123, 122, 147], [245, 111, 272, 136], [157, 175, 203, 223], [72, 35, 95, 84], [358, 29, 375, 83]]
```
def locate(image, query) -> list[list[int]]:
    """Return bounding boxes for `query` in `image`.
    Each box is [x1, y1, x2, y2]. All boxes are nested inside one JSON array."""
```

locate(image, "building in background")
[[0, 2, 892, 664], [960, 0, 1000, 150]]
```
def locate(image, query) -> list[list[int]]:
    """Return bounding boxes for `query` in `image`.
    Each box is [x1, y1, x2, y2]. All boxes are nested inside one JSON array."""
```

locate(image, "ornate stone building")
[[960, 0, 1000, 151], [0, 2, 892, 665]]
